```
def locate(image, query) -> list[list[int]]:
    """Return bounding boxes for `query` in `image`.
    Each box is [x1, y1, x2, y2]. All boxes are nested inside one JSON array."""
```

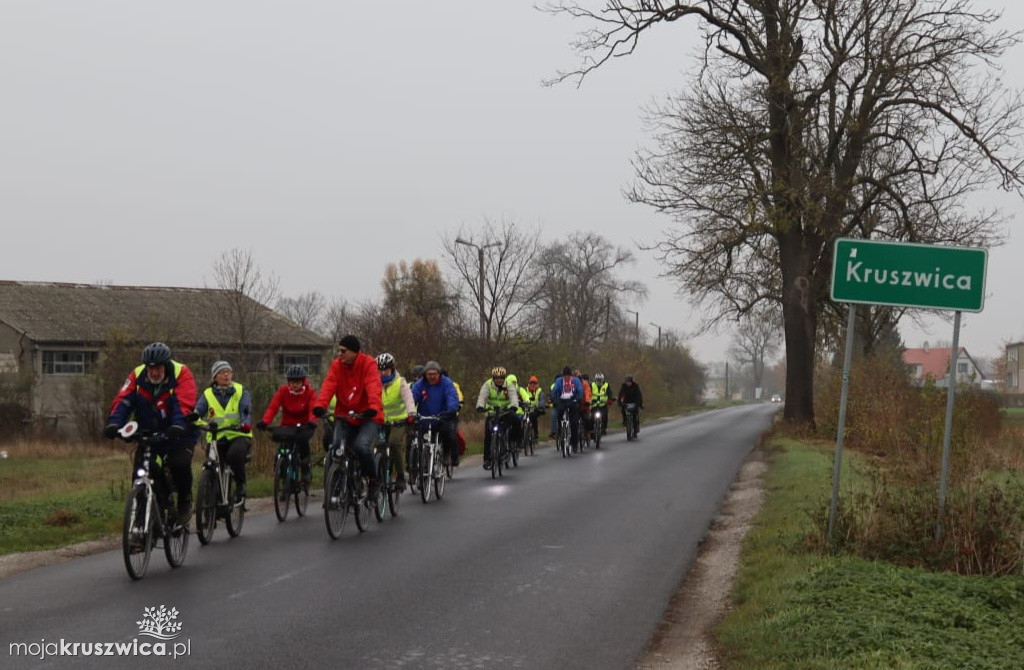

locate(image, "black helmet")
[[142, 342, 171, 366], [410, 364, 425, 378], [286, 364, 307, 380]]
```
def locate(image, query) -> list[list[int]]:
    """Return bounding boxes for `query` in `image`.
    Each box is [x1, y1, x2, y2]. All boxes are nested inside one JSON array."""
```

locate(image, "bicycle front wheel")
[[373, 452, 387, 523], [196, 469, 217, 545], [433, 447, 447, 500], [324, 462, 349, 539], [226, 476, 245, 537], [353, 472, 369, 532], [420, 448, 433, 503], [294, 469, 309, 517], [273, 458, 290, 522], [122, 484, 153, 580], [163, 506, 189, 569]]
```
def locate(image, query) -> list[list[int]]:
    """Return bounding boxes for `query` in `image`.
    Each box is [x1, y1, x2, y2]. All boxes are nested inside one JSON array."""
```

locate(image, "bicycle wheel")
[[526, 424, 535, 456], [510, 431, 519, 468], [387, 461, 402, 518], [373, 452, 387, 523], [324, 462, 349, 539], [433, 447, 446, 500], [196, 469, 217, 545], [163, 504, 189, 568], [273, 457, 290, 522], [294, 461, 309, 517], [420, 446, 433, 503], [225, 475, 245, 538], [122, 484, 153, 580], [626, 413, 636, 441], [352, 472, 369, 532], [495, 436, 505, 478], [594, 420, 602, 449]]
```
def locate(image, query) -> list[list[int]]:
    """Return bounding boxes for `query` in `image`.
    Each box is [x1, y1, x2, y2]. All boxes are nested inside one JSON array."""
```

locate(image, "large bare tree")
[[442, 218, 543, 344], [545, 0, 1024, 425], [211, 247, 281, 371], [727, 307, 782, 395], [276, 291, 328, 334], [531, 231, 647, 356]]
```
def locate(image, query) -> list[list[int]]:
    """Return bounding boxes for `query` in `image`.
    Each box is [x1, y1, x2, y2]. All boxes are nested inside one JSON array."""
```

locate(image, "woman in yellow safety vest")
[[194, 360, 254, 500]]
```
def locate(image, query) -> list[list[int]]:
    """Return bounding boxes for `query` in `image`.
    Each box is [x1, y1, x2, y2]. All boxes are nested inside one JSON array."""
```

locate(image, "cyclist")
[[580, 372, 594, 441], [618, 373, 645, 435], [377, 352, 416, 491], [104, 342, 199, 523], [409, 360, 461, 467], [591, 372, 610, 436], [551, 366, 584, 451], [194, 360, 254, 501], [257, 364, 317, 486], [409, 364, 426, 385], [313, 335, 383, 498], [441, 368, 466, 458], [475, 366, 520, 470], [523, 375, 547, 442]]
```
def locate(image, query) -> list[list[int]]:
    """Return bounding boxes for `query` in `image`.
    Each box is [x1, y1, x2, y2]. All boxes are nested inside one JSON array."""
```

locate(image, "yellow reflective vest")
[[201, 382, 252, 441]]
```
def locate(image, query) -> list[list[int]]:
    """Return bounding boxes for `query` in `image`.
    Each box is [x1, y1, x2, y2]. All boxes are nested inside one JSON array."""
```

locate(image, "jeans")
[[332, 420, 378, 480], [555, 402, 580, 447]]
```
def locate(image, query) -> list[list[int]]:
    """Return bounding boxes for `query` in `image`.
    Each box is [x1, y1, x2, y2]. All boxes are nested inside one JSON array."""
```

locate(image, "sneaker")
[[451, 456, 460, 467], [235, 483, 246, 501], [483, 460, 492, 471]]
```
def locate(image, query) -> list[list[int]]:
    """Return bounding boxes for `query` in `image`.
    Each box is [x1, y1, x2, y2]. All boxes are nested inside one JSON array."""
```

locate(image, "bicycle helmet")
[[141, 341, 171, 365], [376, 352, 395, 371], [286, 364, 307, 380], [490, 366, 507, 378], [506, 374, 519, 386], [594, 372, 605, 382], [410, 364, 425, 378], [625, 374, 635, 383]]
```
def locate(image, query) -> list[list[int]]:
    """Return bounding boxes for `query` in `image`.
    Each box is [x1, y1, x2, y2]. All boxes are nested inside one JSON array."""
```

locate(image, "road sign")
[[830, 238, 987, 312]]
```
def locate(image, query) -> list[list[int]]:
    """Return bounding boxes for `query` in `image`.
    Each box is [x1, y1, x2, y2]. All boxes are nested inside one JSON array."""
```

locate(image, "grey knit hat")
[[424, 360, 441, 373], [211, 360, 232, 380]]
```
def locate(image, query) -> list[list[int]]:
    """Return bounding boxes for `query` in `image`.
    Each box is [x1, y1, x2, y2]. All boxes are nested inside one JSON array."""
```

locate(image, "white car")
[[770, 394, 782, 403]]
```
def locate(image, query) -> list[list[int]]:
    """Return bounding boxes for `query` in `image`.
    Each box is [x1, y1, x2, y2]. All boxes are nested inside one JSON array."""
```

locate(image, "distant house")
[[1007, 342, 1024, 394], [0, 280, 331, 437], [902, 345, 986, 387]]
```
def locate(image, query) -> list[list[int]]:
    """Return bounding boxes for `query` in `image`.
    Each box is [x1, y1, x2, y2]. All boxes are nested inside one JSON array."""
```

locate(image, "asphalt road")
[[0, 404, 776, 669]]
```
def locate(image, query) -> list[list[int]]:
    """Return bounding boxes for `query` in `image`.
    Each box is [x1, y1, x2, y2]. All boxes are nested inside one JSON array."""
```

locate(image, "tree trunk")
[[779, 233, 817, 427]]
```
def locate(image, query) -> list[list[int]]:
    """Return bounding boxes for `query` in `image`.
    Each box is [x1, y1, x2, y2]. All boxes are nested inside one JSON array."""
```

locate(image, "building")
[[902, 344, 986, 388], [1006, 342, 1024, 394], [0, 280, 331, 437]]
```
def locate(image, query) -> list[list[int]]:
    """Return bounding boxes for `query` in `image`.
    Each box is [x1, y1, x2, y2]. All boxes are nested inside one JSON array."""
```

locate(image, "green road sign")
[[831, 239, 987, 312]]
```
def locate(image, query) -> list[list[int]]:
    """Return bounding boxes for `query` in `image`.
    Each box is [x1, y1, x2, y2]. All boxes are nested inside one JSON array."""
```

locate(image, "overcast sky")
[[3, 1, 1023, 366]]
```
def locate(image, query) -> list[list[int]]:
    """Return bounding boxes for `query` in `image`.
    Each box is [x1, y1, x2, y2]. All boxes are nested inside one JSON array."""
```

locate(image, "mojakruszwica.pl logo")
[[8, 605, 192, 660]]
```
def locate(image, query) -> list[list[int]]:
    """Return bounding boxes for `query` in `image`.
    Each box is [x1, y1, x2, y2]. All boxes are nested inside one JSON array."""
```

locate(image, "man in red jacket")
[[313, 334, 383, 495], [258, 364, 317, 485]]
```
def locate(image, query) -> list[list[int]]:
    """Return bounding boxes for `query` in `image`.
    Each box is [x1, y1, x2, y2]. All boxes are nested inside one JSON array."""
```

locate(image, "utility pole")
[[649, 322, 662, 350], [455, 237, 501, 341], [625, 309, 639, 340]]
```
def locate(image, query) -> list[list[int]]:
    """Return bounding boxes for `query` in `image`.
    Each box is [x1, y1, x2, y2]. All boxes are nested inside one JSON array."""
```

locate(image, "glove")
[[439, 411, 455, 422], [240, 423, 252, 433], [359, 409, 377, 420], [103, 424, 120, 440], [406, 415, 415, 425], [168, 424, 185, 438], [256, 421, 268, 431], [313, 406, 326, 418], [184, 411, 200, 423], [476, 406, 485, 413]]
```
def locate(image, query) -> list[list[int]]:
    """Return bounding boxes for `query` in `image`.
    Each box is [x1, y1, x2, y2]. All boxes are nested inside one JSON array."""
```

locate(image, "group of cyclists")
[[103, 336, 645, 528]]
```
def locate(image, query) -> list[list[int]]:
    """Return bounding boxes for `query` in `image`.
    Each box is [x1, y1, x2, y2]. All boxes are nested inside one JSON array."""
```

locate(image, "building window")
[[42, 351, 98, 375], [276, 354, 321, 375], [957, 362, 968, 375]]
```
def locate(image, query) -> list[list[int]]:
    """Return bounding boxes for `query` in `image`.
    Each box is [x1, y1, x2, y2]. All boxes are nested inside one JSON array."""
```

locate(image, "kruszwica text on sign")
[[830, 238, 987, 312]]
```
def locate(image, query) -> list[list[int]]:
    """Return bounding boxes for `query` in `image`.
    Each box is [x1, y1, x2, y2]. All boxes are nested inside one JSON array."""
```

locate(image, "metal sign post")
[[935, 311, 962, 541], [828, 304, 857, 541]]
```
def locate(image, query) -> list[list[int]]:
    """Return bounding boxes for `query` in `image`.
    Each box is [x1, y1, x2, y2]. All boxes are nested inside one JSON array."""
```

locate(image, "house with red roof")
[[902, 344, 986, 387]]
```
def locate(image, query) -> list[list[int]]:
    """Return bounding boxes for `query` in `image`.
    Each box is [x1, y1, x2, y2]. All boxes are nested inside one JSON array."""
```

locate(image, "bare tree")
[[211, 247, 281, 371], [442, 218, 543, 343], [727, 308, 782, 395], [322, 297, 351, 343], [545, 0, 1024, 426], [531, 231, 647, 356], [276, 291, 328, 333]]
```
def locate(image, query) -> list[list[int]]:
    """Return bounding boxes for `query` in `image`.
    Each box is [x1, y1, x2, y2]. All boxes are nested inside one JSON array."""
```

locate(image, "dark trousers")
[[136, 443, 193, 503], [216, 436, 251, 485], [483, 414, 519, 462], [419, 419, 458, 465]]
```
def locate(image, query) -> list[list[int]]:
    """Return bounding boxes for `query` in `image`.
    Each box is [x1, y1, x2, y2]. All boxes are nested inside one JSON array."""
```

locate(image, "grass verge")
[[717, 438, 1024, 669]]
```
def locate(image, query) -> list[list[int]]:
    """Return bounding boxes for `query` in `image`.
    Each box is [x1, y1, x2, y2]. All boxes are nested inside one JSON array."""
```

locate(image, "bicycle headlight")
[[136, 468, 146, 478]]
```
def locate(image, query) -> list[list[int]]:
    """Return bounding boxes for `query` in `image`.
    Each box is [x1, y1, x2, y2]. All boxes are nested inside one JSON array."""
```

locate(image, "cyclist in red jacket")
[[258, 365, 317, 485]]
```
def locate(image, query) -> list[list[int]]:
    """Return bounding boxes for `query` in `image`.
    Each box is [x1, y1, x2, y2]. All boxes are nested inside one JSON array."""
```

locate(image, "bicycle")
[[556, 401, 575, 458], [322, 413, 372, 539], [269, 425, 311, 522], [590, 406, 604, 450], [410, 413, 450, 502], [486, 408, 515, 478], [623, 403, 640, 441], [578, 408, 591, 452], [375, 421, 406, 520], [520, 407, 539, 457], [119, 422, 189, 580], [194, 421, 246, 545]]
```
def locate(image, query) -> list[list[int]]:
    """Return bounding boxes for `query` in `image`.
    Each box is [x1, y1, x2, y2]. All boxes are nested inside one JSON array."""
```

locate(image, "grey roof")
[[0, 280, 329, 349]]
